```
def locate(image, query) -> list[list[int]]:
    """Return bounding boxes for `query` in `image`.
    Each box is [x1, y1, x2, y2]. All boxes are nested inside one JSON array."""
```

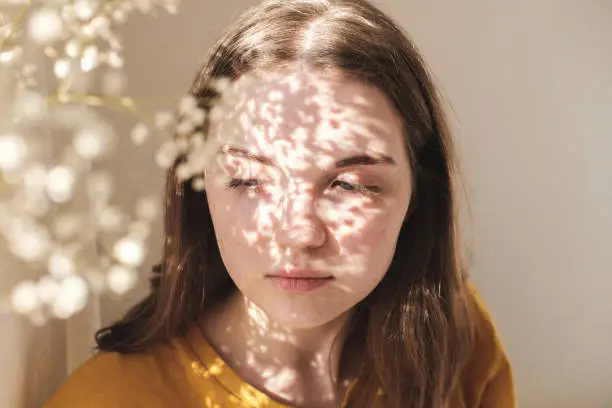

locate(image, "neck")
[[200, 289, 362, 407]]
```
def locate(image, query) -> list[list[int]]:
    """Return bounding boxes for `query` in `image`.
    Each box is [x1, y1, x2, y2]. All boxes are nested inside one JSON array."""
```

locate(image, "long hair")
[[96, 1, 475, 406]]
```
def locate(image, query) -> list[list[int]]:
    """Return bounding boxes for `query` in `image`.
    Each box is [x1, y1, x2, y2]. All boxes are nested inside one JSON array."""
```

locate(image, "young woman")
[[45, 0, 516, 407]]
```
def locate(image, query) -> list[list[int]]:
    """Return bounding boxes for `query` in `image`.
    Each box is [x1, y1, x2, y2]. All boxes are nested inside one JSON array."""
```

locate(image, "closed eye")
[[226, 178, 260, 189], [226, 178, 381, 195], [331, 180, 359, 191], [330, 180, 381, 194]]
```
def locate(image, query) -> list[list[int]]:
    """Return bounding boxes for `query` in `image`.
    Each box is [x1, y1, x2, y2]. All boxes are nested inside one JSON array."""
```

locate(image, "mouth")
[[265, 268, 334, 293]]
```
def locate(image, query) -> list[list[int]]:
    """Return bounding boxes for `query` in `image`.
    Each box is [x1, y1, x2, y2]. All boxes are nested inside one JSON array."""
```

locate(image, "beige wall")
[[1, 0, 611, 407]]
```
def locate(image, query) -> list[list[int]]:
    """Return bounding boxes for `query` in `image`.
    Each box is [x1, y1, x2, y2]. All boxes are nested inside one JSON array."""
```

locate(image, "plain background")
[[1, 0, 611, 407]]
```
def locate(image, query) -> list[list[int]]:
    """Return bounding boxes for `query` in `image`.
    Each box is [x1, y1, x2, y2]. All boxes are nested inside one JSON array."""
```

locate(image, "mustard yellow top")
[[44, 290, 516, 408]]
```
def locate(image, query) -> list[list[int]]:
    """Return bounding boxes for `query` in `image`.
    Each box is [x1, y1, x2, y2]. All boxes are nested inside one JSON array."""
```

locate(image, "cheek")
[[323, 201, 405, 276], [206, 187, 286, 277], [340, 211, 402, 253], [323, 193, 405, 243], [206, 190, 260, 269], [208, 188, 258, 233]]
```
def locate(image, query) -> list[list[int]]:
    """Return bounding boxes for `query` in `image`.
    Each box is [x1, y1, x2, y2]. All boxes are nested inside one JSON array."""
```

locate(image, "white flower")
[[28, 8, 63, 44], [107, 265, 137, 295], [46, 166, 76, 203], [48, 249, 76, 278], [73, 0, 98, 21], [155, 141, 179, 168], [0, 133, 27, 172], [113, 236, 145, 267], [178, 95, 197, 115], [131, 122, 150, 145], [154, 110, 175, 130], [53, 59, 72, 79], [191, 177, 205, 191], [175, 119, 194, 136], [51, 276, 89, 318], [11, 281, 40, 314], [81, 45, 100, 71], [186, 108, 206, 126]]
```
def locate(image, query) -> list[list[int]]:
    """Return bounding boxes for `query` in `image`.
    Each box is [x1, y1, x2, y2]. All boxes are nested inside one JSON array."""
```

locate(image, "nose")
[[275, 182, 326, 250]]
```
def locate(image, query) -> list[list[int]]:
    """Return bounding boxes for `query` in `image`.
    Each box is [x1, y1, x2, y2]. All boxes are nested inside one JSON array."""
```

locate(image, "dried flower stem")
[[46, 92, 157, 127]]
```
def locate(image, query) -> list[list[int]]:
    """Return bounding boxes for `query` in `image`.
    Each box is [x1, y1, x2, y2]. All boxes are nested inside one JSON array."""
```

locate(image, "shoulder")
[[467, 283, 504, 367], [460, 283, 517, 408], [43, 344, 179, 408]]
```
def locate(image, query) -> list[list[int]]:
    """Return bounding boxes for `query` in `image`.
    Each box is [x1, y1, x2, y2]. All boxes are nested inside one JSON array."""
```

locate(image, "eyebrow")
[[335, 154, 396, 168], [222, 146, 397, 168]]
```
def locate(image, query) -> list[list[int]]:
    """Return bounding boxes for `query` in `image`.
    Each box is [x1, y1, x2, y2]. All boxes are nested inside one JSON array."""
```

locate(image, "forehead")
[[210, 68, 406, 161]]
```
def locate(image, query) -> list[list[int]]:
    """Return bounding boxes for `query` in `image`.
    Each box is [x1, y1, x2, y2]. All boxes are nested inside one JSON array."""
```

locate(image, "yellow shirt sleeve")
[[43, 345, 201, 408], [44, 352, 131, 408]]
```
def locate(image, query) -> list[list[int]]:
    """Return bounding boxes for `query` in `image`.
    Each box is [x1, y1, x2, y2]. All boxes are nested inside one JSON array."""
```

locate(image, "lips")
[[266, 268, 333, 280], [266, 268, 334, 292]]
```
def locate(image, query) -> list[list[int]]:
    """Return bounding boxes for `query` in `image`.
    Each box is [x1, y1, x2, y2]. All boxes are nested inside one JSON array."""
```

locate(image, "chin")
[[263, 302, 353, 331]]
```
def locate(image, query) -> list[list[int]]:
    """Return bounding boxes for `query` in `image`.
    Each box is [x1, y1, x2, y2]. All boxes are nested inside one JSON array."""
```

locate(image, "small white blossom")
[[191, 177, 206, 191], [154, 111, 175, 130], [131, 122, 150, 145], [155, 141, 179, 168]]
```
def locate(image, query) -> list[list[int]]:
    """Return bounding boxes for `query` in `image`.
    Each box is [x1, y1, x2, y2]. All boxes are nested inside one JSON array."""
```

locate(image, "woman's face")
[[204, 68, 412, 329]]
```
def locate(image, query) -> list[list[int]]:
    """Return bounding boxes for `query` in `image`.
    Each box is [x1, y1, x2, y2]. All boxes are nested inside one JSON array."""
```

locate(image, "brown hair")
[[96, 0, 475, 406]]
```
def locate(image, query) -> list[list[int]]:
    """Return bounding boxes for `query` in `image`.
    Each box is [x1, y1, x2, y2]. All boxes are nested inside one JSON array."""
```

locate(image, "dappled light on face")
[[204, 69, 410, 296]]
